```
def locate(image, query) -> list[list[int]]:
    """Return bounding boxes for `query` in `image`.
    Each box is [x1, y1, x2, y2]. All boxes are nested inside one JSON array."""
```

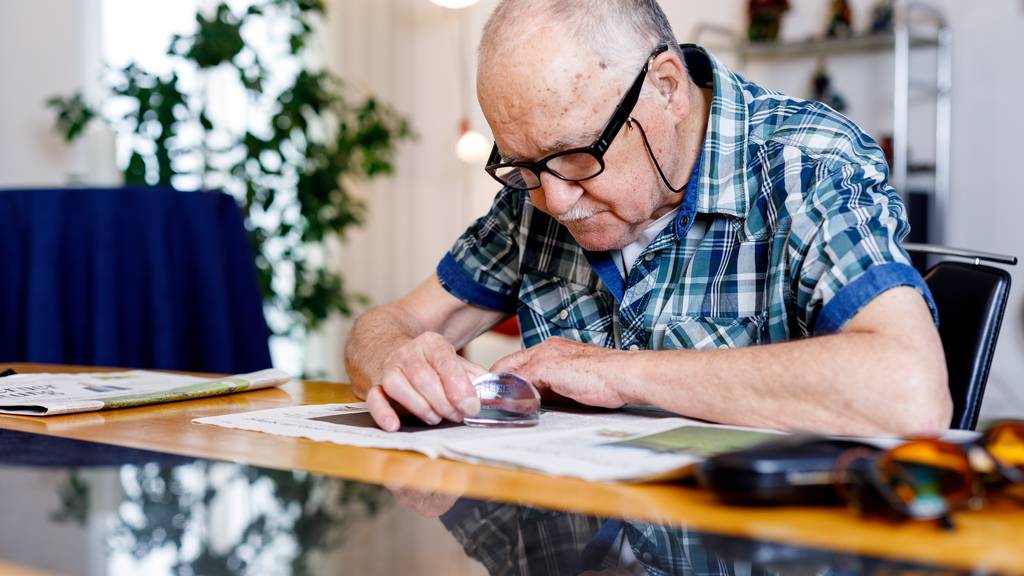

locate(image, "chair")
[[0, 186, 272, 374], [905, 244, 1017, 430]]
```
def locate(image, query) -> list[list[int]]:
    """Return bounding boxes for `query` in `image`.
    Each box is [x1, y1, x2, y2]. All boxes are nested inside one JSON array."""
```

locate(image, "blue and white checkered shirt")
[[438, 45, 934, 352]]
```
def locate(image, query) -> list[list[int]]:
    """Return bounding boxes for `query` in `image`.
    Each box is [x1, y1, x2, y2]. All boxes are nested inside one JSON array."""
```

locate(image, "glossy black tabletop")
[[0, 428, 975, 576]]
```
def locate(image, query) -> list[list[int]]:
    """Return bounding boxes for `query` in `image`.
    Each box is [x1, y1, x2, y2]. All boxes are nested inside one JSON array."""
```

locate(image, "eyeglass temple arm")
[[903, 243, 1018, 266], [596, 76, 645, 151], [595, 44, 669, 151]]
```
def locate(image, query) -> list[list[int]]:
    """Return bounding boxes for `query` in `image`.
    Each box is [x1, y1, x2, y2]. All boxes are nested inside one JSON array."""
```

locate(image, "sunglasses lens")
[[876, 441, 973, 519], [984, 423, 1024, 470]]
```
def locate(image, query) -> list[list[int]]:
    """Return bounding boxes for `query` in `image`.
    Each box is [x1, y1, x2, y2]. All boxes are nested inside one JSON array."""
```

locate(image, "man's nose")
[[538, 172, 584, 217]]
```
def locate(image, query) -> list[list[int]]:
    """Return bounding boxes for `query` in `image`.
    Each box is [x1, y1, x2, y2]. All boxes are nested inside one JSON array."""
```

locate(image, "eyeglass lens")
[[873, 441, 974, 519], [492, 151, 603, 189], [984, 423, 1024, 471]]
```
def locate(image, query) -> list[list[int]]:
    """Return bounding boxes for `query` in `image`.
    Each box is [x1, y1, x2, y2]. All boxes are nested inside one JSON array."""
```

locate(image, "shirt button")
[[642, 551, 653, 563], [681, 215, 689, 226], [643, 253, 655, 262], [628, 344, 640, 351], [558, 309, 569, 321], [719, 344, 729, 350]]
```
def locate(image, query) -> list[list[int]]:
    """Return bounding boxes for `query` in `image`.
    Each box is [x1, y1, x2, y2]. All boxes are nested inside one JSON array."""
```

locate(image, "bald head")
[[478, 0, 684, 86], [476, 0, 688, 160]]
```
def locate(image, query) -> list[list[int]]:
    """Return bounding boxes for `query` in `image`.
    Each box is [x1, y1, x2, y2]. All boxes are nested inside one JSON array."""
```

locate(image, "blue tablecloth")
[[0, 187, 272, 373]]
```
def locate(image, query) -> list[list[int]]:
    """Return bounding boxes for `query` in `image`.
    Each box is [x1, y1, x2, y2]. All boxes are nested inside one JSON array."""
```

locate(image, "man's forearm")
[[614, 331, 951, 436], [344, 305, 425, 398]]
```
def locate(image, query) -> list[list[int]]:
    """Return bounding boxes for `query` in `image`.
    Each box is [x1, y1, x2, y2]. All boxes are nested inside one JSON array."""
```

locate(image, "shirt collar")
[[681, 44, 752, 220]]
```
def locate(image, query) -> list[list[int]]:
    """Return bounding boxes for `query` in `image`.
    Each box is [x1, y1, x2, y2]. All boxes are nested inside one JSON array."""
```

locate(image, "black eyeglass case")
[[696, 435, 880, 506]]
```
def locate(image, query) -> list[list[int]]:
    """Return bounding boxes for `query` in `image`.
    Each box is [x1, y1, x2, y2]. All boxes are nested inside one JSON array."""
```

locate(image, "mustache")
[[556, 205, 597, 223]]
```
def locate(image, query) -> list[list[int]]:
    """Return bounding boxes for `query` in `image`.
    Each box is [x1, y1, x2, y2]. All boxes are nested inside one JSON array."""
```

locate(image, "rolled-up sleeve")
[[789, 161, 937, 335], [436, 187, 523, 313]]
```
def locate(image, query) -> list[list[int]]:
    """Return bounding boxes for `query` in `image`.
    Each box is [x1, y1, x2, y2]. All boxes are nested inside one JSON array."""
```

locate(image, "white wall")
[[309, 0, 496, 377], [323, 0, 1024, 420], [926, 0, 1024, 420], [0, 0, 105, 187]]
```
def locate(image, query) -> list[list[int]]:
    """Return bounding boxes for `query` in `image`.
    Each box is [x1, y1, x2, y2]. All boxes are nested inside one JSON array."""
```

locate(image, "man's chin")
[[564, 221, 630, 252]]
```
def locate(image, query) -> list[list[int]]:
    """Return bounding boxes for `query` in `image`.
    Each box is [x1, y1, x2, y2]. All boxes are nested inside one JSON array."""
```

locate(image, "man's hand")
[[366, 332, 487, 432], [387, 485, 460, 518], [490, 337, 628, 408]]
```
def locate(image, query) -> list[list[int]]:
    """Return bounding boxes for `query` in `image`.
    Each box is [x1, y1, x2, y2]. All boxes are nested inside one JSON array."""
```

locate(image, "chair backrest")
[[0, 186, 272, 374], [922, 261, 1011, 430]]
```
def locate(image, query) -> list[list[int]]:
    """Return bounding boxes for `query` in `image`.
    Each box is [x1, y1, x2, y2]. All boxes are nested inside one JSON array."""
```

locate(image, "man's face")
[[478, 34, 682, 252]]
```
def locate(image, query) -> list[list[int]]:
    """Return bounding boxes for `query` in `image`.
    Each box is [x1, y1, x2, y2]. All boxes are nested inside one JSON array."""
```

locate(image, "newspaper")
[[0, 369, 291, 416], [193, 403, 782, 482]]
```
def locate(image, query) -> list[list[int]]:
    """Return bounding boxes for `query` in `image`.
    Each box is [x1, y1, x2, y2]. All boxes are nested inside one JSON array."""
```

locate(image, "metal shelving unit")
[[695, 1, 952, 242]]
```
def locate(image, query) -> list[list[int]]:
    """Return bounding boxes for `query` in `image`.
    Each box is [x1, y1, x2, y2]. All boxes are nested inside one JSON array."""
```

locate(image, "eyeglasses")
[[484, 44, 671, 191], [834, 421, 1024, 528]]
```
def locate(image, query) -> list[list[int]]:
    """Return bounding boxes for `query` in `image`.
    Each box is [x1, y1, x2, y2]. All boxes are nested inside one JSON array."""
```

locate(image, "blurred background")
[[1, 0, 1021, 422]]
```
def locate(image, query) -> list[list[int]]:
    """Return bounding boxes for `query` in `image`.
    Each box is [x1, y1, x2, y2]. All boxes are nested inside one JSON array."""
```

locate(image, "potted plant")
[[47, 0, 412, 349]]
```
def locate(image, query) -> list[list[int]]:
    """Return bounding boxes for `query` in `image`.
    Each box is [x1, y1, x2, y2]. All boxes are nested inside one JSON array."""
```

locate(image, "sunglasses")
[[833, 421, 1024, 527]]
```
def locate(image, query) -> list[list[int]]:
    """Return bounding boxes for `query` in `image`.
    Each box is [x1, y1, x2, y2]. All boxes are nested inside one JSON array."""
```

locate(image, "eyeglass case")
[[696, 435, 880, 505]]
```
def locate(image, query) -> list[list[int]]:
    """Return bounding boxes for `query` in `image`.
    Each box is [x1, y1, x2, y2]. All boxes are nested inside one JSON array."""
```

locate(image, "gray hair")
[[478, 0, 686, 84]]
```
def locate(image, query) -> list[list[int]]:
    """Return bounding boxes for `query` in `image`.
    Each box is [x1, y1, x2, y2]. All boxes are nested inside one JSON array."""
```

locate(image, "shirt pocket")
[[518, 271, 613, 347], [663, 314, 764, 350]]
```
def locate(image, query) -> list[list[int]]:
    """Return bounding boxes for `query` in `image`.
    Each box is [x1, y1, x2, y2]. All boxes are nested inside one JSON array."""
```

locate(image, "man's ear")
[[651, 53, 689, 120]]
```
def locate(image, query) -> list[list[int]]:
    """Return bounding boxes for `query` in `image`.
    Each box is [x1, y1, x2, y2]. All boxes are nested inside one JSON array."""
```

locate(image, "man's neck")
[[678, 82, 712, 177], [648, 82, 711, 222]]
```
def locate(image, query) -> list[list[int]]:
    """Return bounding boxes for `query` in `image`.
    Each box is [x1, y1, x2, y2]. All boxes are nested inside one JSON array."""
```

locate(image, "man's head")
[[478, 0, 699, 251]]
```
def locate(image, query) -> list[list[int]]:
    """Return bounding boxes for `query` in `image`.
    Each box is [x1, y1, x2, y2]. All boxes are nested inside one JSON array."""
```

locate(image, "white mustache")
[[556, 205, 596, 223]]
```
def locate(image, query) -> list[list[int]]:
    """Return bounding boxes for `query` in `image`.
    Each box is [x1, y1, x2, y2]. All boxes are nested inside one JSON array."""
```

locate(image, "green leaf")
[[125, 152, 148, 185], [46, 92, 97, 143], [185, 3, 246, 68]]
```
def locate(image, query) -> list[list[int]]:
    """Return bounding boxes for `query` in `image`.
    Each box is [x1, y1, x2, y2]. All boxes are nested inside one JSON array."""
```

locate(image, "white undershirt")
[[610, 207, 680, 279]]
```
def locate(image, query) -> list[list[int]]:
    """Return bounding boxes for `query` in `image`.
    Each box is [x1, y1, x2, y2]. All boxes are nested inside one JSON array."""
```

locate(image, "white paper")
[[193, 403, 746, 481], [193, 403, 981, 483]]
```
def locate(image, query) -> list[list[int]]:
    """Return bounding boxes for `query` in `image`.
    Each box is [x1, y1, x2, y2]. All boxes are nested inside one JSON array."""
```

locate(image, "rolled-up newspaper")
[[0, 369, 290, 416]]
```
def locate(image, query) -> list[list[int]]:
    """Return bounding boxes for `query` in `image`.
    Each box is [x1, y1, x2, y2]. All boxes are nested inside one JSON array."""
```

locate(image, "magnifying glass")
[[463, 372, 541, 428]]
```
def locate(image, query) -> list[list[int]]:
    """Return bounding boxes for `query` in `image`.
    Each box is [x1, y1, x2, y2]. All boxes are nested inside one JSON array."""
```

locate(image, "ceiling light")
[[456, 130, 491, 165], [429, 0, 480, 8]]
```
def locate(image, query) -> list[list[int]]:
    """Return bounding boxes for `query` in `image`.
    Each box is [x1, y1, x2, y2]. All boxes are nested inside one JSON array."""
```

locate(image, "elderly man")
[[345, 0, 951, 436]]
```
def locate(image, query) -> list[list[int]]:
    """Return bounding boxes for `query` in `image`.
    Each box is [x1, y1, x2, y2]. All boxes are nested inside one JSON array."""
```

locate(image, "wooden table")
[[0, 561, 56, 576], [2, 363, 1022, 573]]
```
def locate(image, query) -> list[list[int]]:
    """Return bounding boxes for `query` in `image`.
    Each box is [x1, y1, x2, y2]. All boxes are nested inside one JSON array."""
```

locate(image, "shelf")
[[694, 1, 951, 242], [708, 33, 939, 60]]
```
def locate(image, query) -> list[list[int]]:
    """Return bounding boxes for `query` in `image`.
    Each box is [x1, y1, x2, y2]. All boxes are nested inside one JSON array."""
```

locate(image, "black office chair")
[[905, 244, 1017, 430]]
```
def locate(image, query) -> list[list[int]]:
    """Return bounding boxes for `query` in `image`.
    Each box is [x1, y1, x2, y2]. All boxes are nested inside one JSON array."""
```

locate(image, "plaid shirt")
[[441, 499, 783, 575], [441, 499, 931, 575], [438, 45, 934, 352]]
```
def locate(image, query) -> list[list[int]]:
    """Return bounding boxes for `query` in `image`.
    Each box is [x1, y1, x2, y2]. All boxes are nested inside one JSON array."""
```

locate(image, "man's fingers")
[[429, 350, 482, 417], [404, 360, 462, 422], [490, 348, 530, 374], [455, 356, 489, 416], [457, 356, 488, 380], [380, 367, 443, 426], [491, 349, 545, 388], [366, 385, 400, 432]]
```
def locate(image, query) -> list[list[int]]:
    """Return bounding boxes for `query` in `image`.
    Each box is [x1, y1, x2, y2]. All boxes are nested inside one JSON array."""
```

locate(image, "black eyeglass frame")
[[484, 43, 672, 191]]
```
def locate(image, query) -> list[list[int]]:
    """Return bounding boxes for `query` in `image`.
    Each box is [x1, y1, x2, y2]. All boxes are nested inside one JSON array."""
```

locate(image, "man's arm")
[[492, 287, 951, 436], [344, 274, 509, 431]]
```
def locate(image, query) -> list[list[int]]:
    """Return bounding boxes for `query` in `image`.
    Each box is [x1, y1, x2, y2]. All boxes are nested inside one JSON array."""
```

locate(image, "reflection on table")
[[0, 429, 967, 576]]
